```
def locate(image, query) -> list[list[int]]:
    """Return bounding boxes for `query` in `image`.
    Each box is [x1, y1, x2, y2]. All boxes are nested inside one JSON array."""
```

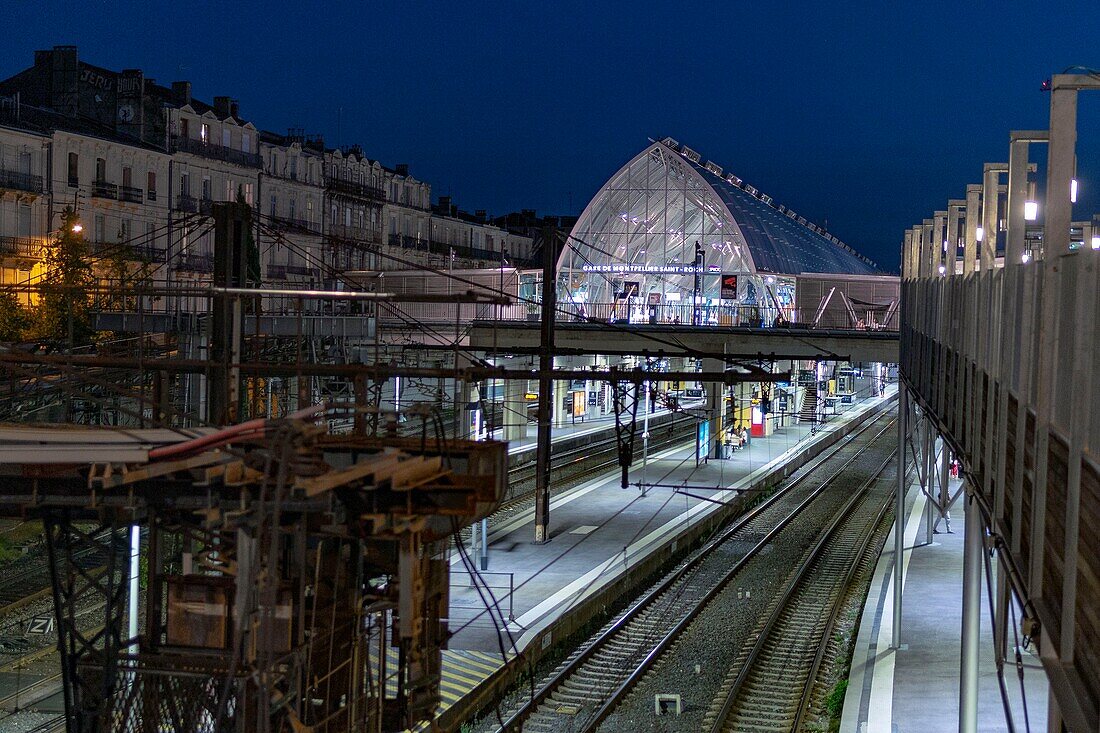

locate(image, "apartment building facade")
[[0, 45, 535, 302]]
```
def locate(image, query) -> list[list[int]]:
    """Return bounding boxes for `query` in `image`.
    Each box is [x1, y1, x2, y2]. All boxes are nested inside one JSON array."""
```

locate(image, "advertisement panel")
[[720, 274, 738, 300]]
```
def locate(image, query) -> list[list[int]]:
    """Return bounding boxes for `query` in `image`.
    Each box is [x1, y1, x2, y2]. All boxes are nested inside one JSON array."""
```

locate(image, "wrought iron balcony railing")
[[171, 135, 262, 168], [0, 236, 42, 259], [0, 169, 43, 194], [92, 180, 119, 200], [324, 177, 386, 203], [119, 185, 144, 204]]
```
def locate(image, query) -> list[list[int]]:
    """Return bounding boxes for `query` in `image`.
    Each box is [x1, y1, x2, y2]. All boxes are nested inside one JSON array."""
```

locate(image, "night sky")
[[4, 1, 1099, 271]]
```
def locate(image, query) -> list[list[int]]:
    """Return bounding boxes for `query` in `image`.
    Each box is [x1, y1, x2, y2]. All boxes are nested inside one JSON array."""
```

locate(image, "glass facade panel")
[[561, 142, 878, 323]]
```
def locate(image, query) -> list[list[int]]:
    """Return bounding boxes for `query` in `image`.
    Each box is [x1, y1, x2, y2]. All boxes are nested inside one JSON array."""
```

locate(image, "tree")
[[0, 291, 30, 342], [35, 207, 94, 346]]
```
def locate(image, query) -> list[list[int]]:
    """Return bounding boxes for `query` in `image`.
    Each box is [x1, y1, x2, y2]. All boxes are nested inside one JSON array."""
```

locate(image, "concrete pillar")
[[1045, 79, 1080, 257], [1006, 136, 1031, 265], [704, 359, 726, 458], [503, 378, 527, 442], [932, 211, 947, 275], [912, 225, 924, 279], [552, 377, 568, 428], [964, 184, 982, 276], [921, 219, 934, 278], [946, 200, 964, 277], [981, 165, 1004, 270], [902, 229, 914, 280]]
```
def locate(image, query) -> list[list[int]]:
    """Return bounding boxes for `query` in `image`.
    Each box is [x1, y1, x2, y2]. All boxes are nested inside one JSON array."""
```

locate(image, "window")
[[242, 183, 253, 205], [120, 218, 132, 244], [225, 180, 232, 201], [180, 173, 190, 197], [289, 156, 297, 181], [306, 198, 313, 224], [18, 205, 30, 237], [180, 118, 189, 139], [344, 208, 351, 227], [94, 214, 104, 243], [289, 198, 296, 221], [200, 123, 209, 144], [222, 128, 231, 148], [270, 195, 277, 218], [241, 133, 250, 152], [95, 158, 106, 183], [147, 171, 157, 200], [202, 177, 211, 201], [67, 152, 79, 187], [122, 166, 132, 190]]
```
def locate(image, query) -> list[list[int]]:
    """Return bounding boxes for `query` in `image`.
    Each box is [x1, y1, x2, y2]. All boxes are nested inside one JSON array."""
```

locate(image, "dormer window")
[[200, 123, 209, 144]]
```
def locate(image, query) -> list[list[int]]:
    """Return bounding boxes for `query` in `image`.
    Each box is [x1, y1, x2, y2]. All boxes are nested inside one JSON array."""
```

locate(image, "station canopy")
[[559, 139, 879, 307]]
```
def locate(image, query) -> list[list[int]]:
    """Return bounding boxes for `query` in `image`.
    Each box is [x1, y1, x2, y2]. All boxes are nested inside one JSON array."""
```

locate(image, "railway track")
[[704, 451, 894, 731], [484, 406, 897, 733]]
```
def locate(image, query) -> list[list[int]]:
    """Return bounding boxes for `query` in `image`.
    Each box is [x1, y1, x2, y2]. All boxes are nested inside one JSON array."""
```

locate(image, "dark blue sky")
[[4, 1, 1099, 271]]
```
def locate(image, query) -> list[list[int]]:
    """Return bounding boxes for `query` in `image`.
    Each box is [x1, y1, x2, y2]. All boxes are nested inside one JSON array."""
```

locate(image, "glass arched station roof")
[[559, 139, 878, 304]]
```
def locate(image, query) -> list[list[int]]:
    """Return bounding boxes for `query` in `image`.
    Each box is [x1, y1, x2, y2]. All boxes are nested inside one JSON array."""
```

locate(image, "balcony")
[[176, 194, 214, 215], [270, 215, 317, 233], [92, 180, 119, 200], [324, 177, 386, 203], [0, 236, 42, 259], [387, 232, 523, 266], [119, 185, 144, 204], [171, 135, 262, 168], [174, 252, 214, 273], [0, 169, 43, 195], [330, 223, 382, 245], [285, 264, 321, 278]]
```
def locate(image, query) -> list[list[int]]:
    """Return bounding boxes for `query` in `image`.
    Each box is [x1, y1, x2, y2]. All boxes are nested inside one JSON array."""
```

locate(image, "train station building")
[[560, 138, 898, 329]]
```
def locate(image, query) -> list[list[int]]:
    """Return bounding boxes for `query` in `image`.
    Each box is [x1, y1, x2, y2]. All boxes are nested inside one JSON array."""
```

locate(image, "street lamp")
[[1024, 201, 1039, 221], [975, 226, 984, 243], [71, 223, 83, 233]]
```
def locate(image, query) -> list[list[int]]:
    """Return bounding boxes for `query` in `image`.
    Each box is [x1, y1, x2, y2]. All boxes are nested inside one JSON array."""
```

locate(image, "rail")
[[492, 407, 896, 732], [480, 301, 899, 331], [706, 448, 896, 732]]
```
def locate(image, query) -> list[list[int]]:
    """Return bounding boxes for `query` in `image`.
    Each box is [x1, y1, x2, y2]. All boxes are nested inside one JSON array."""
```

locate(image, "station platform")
[[497, 404, 689, 456], [410, 385, 898, 729], [840, 475, 1050, 732]]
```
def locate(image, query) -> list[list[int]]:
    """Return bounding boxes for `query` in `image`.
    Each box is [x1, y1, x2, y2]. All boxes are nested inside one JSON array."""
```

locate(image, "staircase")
[[799, 383, 819, 424]]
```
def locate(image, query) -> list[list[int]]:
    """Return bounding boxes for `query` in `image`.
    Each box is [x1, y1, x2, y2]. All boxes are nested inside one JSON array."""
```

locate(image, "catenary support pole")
[[893, 384, 907, 649], [533, 227, 557, 544], [127, 525, 140, 652], [960, 486, 982, 733]]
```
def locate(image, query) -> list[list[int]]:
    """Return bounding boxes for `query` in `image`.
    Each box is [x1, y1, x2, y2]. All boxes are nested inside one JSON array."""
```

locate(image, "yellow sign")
[[525, 392, 538, 401]]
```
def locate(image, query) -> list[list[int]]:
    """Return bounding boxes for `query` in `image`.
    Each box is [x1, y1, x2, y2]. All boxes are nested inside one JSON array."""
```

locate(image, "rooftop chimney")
[[46, 46, 79, 117], [213, 95, 232, 117], [229, 99, 239, 119], [395, 163, 409, 177], [171, 81, 191, 106]]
